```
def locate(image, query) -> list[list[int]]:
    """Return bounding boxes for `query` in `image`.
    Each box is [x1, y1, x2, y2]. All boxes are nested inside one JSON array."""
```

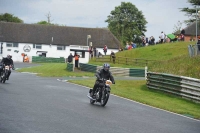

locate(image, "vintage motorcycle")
[[0, 64, 12, 83], [87, 79, 112, 107]]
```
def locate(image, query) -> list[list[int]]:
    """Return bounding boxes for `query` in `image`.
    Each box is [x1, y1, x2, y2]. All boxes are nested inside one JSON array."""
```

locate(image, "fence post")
[[145, 66, 148, 80], [188, 44, 193, 57]]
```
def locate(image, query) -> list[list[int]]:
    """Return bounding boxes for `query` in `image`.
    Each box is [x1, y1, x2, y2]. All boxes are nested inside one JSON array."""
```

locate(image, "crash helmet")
[[103, 63, 110, 72], [7, 54, 11, 59]]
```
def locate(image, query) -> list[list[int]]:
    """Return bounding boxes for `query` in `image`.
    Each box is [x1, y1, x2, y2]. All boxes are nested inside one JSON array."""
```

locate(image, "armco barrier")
[[146, 72, 200, 102], [79, 63, 145, 77], [66, 63, 73, 71], [32, 56, 65, 63], [79, 63, 97, 73]]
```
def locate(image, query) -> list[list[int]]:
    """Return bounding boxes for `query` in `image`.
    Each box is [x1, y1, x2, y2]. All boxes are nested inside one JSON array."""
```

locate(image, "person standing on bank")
[[197, 37, 200, 51], [67, 53, 73, 63], [74, 53, 80, 68], [103, 45, 107, 55], [160, 31, 165, 43], [110, 51, 116, 64]]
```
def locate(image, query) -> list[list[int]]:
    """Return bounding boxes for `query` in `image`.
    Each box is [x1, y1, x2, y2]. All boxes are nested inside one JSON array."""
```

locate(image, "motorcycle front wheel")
[[100, 90, 110, 107], [1, 72, 6, 83]]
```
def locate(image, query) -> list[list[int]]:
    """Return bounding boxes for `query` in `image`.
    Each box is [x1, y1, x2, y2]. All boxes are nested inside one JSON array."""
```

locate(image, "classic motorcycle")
[[87, 79, 112, 107], [0, 65, 12, 83]]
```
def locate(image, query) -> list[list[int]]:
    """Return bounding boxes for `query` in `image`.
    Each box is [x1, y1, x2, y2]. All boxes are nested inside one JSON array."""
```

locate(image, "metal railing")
[[146, 72, 200, 102], [78, 63, 146, 77], [188, 44, 200, 57], [95, 56, 156, 66]]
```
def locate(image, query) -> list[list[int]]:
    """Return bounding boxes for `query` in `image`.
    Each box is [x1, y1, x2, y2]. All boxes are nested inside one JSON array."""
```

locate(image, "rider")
[[89, 63, 115, 95], [1, 54, 15, 80]]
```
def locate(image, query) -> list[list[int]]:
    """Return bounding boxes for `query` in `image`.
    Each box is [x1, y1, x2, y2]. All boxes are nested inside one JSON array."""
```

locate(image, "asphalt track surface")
[[0, 62, 199, 133]]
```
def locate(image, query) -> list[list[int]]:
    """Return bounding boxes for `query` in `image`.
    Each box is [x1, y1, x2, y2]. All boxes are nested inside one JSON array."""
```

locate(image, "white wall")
[[0, 42, 119, 63], [0, 42, 92, 63]]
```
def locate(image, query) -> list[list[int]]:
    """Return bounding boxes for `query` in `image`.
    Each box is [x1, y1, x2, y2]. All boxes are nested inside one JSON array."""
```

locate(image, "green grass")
[[17, 63, 94, 77], [90, 41, 200, 78], [17, 41, 200, 119]]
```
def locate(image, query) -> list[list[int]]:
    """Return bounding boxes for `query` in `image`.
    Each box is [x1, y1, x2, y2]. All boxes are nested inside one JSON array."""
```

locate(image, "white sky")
[[0, 0, 192, 42]]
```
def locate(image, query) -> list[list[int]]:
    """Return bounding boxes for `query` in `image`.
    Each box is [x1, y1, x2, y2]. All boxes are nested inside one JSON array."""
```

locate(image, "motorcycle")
[[0, 64, 12, 83], [87, 79, 112, 107]]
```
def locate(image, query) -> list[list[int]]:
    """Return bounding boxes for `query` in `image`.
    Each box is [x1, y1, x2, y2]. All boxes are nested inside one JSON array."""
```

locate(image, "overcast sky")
[[0, 0, 192, 42]]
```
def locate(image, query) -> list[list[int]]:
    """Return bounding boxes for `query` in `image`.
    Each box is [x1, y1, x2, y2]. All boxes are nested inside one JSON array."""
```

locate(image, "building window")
[[13, 43, 19, 47], [7, 49, 11, 51], [6, 43, 13, 47], [33, 44, 42, 49], [6, 43, 19, 47], [57, 46, 65, 50], [76, 51, 85, 58]]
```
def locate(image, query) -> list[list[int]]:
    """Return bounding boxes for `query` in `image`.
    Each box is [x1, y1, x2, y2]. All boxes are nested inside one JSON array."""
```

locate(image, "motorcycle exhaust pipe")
[[87, 94, 95, 101]]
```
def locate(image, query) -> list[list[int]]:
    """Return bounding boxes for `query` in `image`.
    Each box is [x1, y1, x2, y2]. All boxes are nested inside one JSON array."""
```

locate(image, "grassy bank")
[[90, 41, 200, 78]]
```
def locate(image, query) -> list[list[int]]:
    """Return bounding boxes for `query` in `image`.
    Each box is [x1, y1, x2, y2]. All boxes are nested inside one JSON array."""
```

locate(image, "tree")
[[105, 2, 147, 46], [36, 12, 58, 25], [0, 13, 23, 23], [180, 0, 200, 25], [173, 21, 182, 34], [37, 21, 49, 25]]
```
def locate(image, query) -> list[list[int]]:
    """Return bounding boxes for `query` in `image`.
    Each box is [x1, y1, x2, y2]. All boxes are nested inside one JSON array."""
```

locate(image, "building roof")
[[0, 22, 120, 49], [177, 21, 200, 36]]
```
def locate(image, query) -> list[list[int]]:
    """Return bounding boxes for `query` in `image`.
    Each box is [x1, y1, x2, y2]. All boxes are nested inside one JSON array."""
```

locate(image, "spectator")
[[160, 31, 165, 43], [142, 36, 146, 46], [146, 37, 149, 46], [98, 52, 103, 57], [67, 53, 73, 63], [74, 53, 80, 68], [125, 42, 129, 50], [165, 37, 170, 43], [181, 28, 185, 35], [93, 47, 97, 57], [103, 45, 107, 55], [180, 34, 184, 41], [197, 37, 200, 51], [128, 42, 132, 50], [131, 42, 137, 48], [151, 36, 155, 45], [119, 47, 124, 51], [89, 46, 93, 58], [180, 28, 185, 41], [110, 51, 116, 64]]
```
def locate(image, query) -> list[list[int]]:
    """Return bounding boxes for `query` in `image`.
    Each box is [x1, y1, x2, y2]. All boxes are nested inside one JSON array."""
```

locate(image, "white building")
[[0, 22, 120, 63]]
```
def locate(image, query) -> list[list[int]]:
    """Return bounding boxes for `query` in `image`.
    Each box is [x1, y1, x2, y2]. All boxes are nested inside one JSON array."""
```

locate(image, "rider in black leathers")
[[89, 63, 115, 95], [1, 54, 15, 80]]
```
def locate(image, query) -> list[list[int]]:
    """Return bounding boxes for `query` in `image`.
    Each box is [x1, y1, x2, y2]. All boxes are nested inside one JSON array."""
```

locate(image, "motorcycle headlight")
[[5, 66, 9, 69], [106, 80, 112, 86]]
